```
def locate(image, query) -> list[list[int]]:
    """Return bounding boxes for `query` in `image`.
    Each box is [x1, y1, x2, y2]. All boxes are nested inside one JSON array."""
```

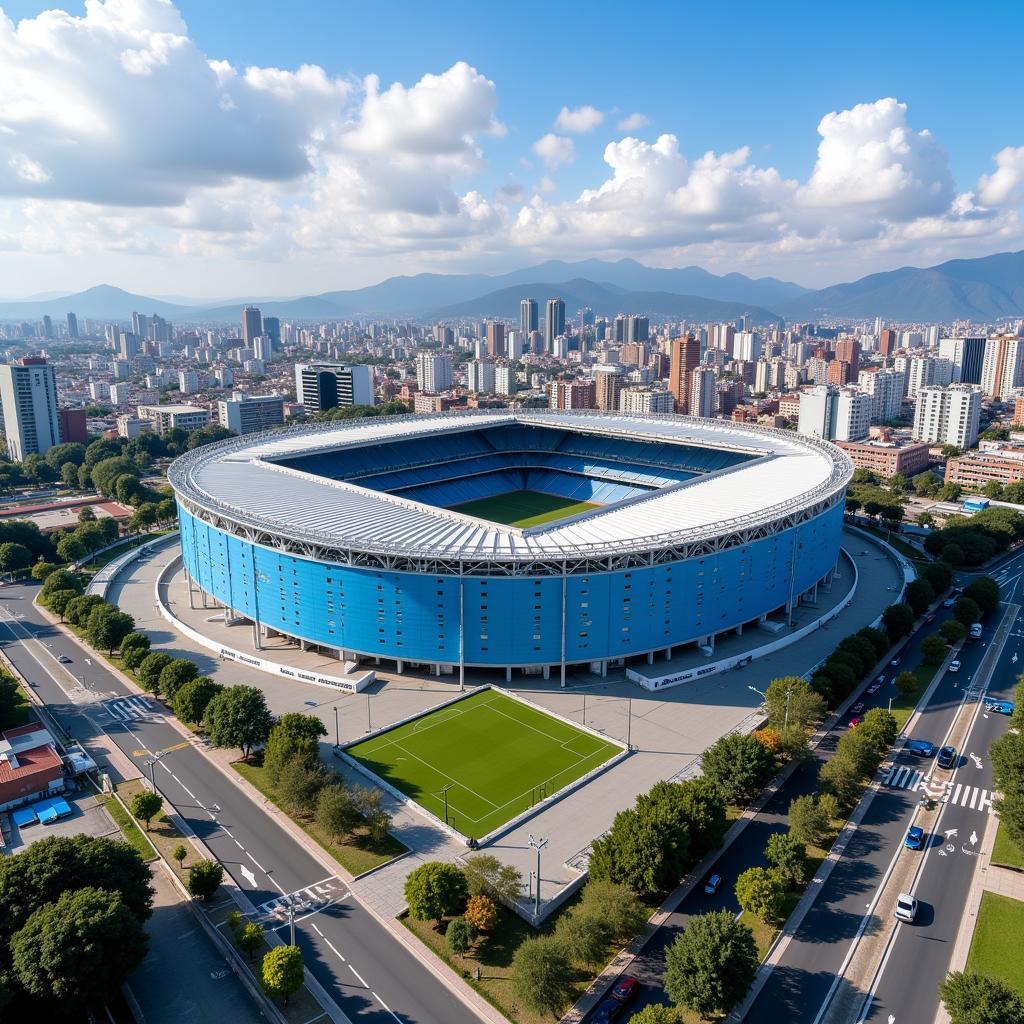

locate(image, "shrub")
[[734, 866, 786, 922], [186, 860, 224, 901], [464, 894, 499, 932], [445, 917, 475, 957], [404, 862, 469, 924]]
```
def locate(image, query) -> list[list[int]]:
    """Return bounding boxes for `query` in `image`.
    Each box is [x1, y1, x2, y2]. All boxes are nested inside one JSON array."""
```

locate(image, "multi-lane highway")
[[0, 578, 482, 1024]]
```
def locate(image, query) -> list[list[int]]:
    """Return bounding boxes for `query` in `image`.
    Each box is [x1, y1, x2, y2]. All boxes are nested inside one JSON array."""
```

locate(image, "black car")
[[937, 745, 957, 769], [591, 997, 624, 1023]]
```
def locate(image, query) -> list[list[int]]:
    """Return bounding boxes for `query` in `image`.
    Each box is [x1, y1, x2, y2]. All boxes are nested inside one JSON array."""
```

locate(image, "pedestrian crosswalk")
[[882, 764, 993, 812], [101, 695, 162, 722], [256, 876, 347, 925]]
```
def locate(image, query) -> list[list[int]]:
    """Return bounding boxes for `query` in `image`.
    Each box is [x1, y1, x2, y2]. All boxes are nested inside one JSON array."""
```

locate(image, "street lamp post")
[[626, 697, 632, 749], [333, 705, 339, 747], [287, 903, 295, 947], [528, 835, 548, 916], [366, 693, 372, 733], [442, 784, 453, 824], [145, 751, 165, 793]]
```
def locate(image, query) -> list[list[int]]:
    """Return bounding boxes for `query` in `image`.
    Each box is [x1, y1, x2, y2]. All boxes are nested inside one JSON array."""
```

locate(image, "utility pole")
[[626, 696, 632, 749], [366, 693, 372, 733], [442, 784, 453, 824], [333, 705, 339, 747], [784, 685, 792, 731], [288, 903, 295, 947]]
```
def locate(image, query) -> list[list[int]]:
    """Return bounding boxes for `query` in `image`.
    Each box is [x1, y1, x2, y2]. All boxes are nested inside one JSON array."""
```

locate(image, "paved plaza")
[[108, 528, 905, 918]]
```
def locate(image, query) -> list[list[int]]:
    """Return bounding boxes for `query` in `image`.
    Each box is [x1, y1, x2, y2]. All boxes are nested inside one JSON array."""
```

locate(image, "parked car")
[[867, 679, 883, 694], [848, 716, 863, 729], [904, 825, 925, 850], [905, 739, 938, 757], [894, 892, 918, 922], [949, 660, 961, 673], [890, 656, 902, 666], [924, 613, 936, 624], [703, 873, 723, 895], [591, 998, 624, 1023], [984, 701, 1015, 716], [610, 976, 639, 1004], [937, 745, 958, 769], [851, 702, 866, 714], [57, 655, 71, 663], [969, 623, 983, 640], [943, 598, 956, 608]]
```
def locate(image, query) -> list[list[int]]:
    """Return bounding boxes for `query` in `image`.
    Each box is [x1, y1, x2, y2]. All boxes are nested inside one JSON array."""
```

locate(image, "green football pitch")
[[345, 690, 622, 839], [448, 489, 601, 527]]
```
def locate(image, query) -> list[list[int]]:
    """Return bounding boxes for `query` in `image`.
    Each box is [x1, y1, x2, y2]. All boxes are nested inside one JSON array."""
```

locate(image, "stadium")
[[169, 409, 853, 685]]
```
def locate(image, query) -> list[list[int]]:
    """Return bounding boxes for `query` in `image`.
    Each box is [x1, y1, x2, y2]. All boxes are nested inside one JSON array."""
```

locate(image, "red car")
[[610, 976, 639, 1003]]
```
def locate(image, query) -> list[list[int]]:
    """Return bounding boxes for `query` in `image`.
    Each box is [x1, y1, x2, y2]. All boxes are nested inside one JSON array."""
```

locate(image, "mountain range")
[[0, 250, 1022, 324]]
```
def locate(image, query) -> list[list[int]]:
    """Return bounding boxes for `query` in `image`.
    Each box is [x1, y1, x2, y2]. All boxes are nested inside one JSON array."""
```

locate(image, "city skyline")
[[0, 0, 1022, 298]]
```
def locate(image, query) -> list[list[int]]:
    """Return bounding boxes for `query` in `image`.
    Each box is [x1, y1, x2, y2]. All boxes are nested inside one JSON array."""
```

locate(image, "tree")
[[172, 676, 222, 725], [0, 541, 31, 577], [635, 777, 727, 861], [445, 917, 475, 957], [880, 505, 904, 532], [765, 676, 826, 732], [664, 910, 758, 1017], [130, 790, 163, 831], [0, 672, 24, 731], [954, 596, 981, 626], [765, 832, 807, 887], [734, 866, 786, 921], [119, 630, 151, 661], [10, 887, 147, 1011], [921, 633, 949, 666], [203, 685, 273, 758], [575, 878, 649, 943], [172, 844, 188, 868], [904, 578, 935, 615], [922, 561, 954, 594], [589, 805, 688, 896], [56, 533, 87, 563], [352, 785, 393, 845], [463, 853, 524, 905], [158, 658, 199, 700], [964, 577, 1000, 615], [276, 757, 326, 817], [30, 561, 58, 580], [788, 795, 832, 847], [187, 859, 224, 901], [263, 712, 327, 784], [86, 604, 135, 654], [939, 971, 1024, 1024], [882, 603, 915, 641], [627, 1007, 683, 1024], [464, 894, 499, 933], [700, 732, 775, 805], [942, 619, 968, 645], [315, 783, 359, 842], [138, 651, 174, 696], [261, 945, 304, 1005], [404, 862, 469, 924], [510, 936, 573, 1017], [554, 910, 607, 966], [990, 731, 1024, 797], [40, 566, 82, 599], [237, 921, 264, 960], [895, 670, 920, 696], [819, 751, 865, 810]]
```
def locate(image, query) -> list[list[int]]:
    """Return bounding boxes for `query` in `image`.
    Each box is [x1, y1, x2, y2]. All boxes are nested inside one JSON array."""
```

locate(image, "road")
[[0, 578, 481, 1024], [615, 550, 1019, 1023]]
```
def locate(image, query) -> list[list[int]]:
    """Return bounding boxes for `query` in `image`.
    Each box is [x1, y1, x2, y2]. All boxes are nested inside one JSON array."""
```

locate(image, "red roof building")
[[0, 724, 64, 811]]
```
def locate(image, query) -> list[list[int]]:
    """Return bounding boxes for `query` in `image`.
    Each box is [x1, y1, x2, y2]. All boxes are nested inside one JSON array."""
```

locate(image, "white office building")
[[466, 360, 496, 394], [0, 359, 61, 461], [733, 331, 762, 363], [294, 363, 374, 412], [689, 367, 718, 419], [905, 356, 953, 398], [415, 352, 454, 393], [857, 368, 904, 424], [619, 387, 676, 414], [495, 364, 517, 397], [913, 384, 981, 449], [218, 395, 285, 434], [798, 384, 871, 441]]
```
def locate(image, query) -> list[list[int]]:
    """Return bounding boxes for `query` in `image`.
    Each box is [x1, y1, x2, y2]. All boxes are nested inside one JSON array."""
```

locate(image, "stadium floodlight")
[[528, 835, 548, 916]]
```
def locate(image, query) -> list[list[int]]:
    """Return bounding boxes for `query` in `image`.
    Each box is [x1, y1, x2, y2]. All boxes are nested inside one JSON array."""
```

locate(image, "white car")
[[949, 660, 961, 673], [894, 892, 918, 923]]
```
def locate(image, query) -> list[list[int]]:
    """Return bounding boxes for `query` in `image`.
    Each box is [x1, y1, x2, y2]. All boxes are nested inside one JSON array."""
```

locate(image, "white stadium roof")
[[169, 410, 852, 563]]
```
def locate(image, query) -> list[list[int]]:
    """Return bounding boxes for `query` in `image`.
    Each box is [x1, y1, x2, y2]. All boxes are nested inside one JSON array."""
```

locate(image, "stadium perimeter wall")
[[177, 499, 845, 674]]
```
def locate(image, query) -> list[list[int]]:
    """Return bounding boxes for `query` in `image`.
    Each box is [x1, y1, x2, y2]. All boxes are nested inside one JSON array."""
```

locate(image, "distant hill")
[[431, 278, 784, 325], [780, 249, 1024, 321], [0, 285, 198, 321]]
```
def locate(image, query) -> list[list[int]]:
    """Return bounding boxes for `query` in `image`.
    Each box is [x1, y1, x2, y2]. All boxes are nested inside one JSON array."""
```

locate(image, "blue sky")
[[0, 0, 1021, 297]]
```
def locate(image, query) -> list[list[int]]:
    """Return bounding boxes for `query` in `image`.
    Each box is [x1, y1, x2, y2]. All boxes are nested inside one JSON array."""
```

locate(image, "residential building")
[[108, 383, 130, 405], [0, 358, 61, 461], [415, 352, 453, 393], [668, 336, 701, 414], [980, 335, 1024, 399], [878, 328, 898, 356], [253, 336, 275, 363], [0, 724, 64, 812], [466, 359, 496, 394], [593, 365, 626, 411], [913, 384, 981, 449], [689, 366, 718, 418], [938, 336, 986, 385], [294, 362, 375, 412], [116, 416, 150, 439], [834, 437, 932, 477], [857, 367, 904, 424], [495, 364, 517, 397], [218, 395, 285, 435], [66, 312, 78, 338], [906, 356, 953, 398], [137, 404, 210, 434], [945, 446, 1024, 489], [548, 380, 595, 410], [798, 384, 871, 441], [520, 298, 538, 338], [485, 322, 506, 358], [544, 298, 565, 350], [834, 338, 861, 376], [58, 408, 87, 444], [178, 370, 199, 394], [733, 331, 762, 362], [88, 381, 110, 402], [619, 387, 674, 414]]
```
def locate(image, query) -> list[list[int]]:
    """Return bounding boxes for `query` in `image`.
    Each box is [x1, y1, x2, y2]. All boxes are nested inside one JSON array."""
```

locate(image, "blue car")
[[591, 998, 624, 1023], [905, 825, 925, 850], [985, 701, 1015, 716], [905, 739, 937, 757]]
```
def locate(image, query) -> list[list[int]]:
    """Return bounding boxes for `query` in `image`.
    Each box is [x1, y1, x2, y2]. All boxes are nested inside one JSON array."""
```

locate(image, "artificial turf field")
[[345, 689, 621, 839], [448, 488, 601, 527]]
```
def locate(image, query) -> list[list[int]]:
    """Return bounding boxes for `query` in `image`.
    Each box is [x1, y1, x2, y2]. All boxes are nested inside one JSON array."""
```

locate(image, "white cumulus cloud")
[[977, 146, 1024, 207], [616, 112, 649, 131], [554, 105, 603, 133], [532, 133, 576, 168]]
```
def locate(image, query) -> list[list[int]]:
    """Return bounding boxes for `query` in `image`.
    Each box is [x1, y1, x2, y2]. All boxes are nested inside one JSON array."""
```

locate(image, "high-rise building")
[[835, 338, 861, 376], [980, 335, 1024, 399], [0, 358, 61, 461], [733, 331, 762, 362], [905, 356, 953, 398], [415, 352, 454, 393], [294, 363, 375, 411], [66, 312, 78, 339], [520, 298, 538, 338], [544, 298, 565, 350], [495, 364, 517, 397], [938, 336, 986, 385], [131, 312, 147, 338], [690, 366, 718, 418], [619, 387, 675, 414], [485, 322, 506, 358], [625, 315, 649, 344], [58, 407, 87, 444], [253, 336, 275, 363], [109, 383, 130, 405], [857, 368, 904, 424], [466, 359, 496, 394], [241, 306, 263, 347], [548, 379, 595, 410], [878, 328, 898, 356], [177, 370, 199, 394], [218, 395, 285, 434], [262, 317, 281, 346], [668, 336, 701, 414], [118, 332, 140, 360], [913, 384, 981, 449], [593, 366, 626, 411], [798, 384, 871, 441]]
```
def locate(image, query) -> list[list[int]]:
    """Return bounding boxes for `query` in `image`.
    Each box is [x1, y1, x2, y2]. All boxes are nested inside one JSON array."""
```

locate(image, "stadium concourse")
[[112, 528, 903, 919], [169, 409, 852, 686]]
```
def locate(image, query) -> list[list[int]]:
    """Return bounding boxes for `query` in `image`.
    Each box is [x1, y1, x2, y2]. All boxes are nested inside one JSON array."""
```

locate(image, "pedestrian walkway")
[[100, 694, 163, 723]]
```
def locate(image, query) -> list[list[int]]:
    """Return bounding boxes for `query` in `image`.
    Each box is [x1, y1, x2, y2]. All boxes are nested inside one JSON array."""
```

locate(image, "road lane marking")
[[239, 865, 258, 888], [348, 965, 367, 987]]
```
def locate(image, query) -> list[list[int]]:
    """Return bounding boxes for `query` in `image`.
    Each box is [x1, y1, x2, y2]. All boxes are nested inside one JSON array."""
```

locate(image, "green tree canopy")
[[462, 853, 524, 905], [882, 603, 915, 641], [130, 790, 162, 831], [765, 676, 826, 732], [186, 860, 224, 901], [138, 651, 174, 695], [261, 945, 304, 1004], [404, 862, 469, 924], [788, 795, 832, 847], [203, 685, 274, 758], [939, 971, 1024, 1024], [765, 832, 808, 886], [734, 866, 786, 921], [172, 677, 222, 725], [509, 936, 573, 1017], [700, 732, 775, 805], [157, 658, 199, 700]]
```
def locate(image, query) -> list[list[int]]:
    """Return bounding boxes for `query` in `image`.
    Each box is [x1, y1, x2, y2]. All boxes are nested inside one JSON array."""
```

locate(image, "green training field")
[[448, 489, 601, 527], [345, 689, 622, 839]]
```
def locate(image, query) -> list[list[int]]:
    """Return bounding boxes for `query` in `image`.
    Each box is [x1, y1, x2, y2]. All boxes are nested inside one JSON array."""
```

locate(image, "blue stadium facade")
[[171, 411, 852, 684]]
